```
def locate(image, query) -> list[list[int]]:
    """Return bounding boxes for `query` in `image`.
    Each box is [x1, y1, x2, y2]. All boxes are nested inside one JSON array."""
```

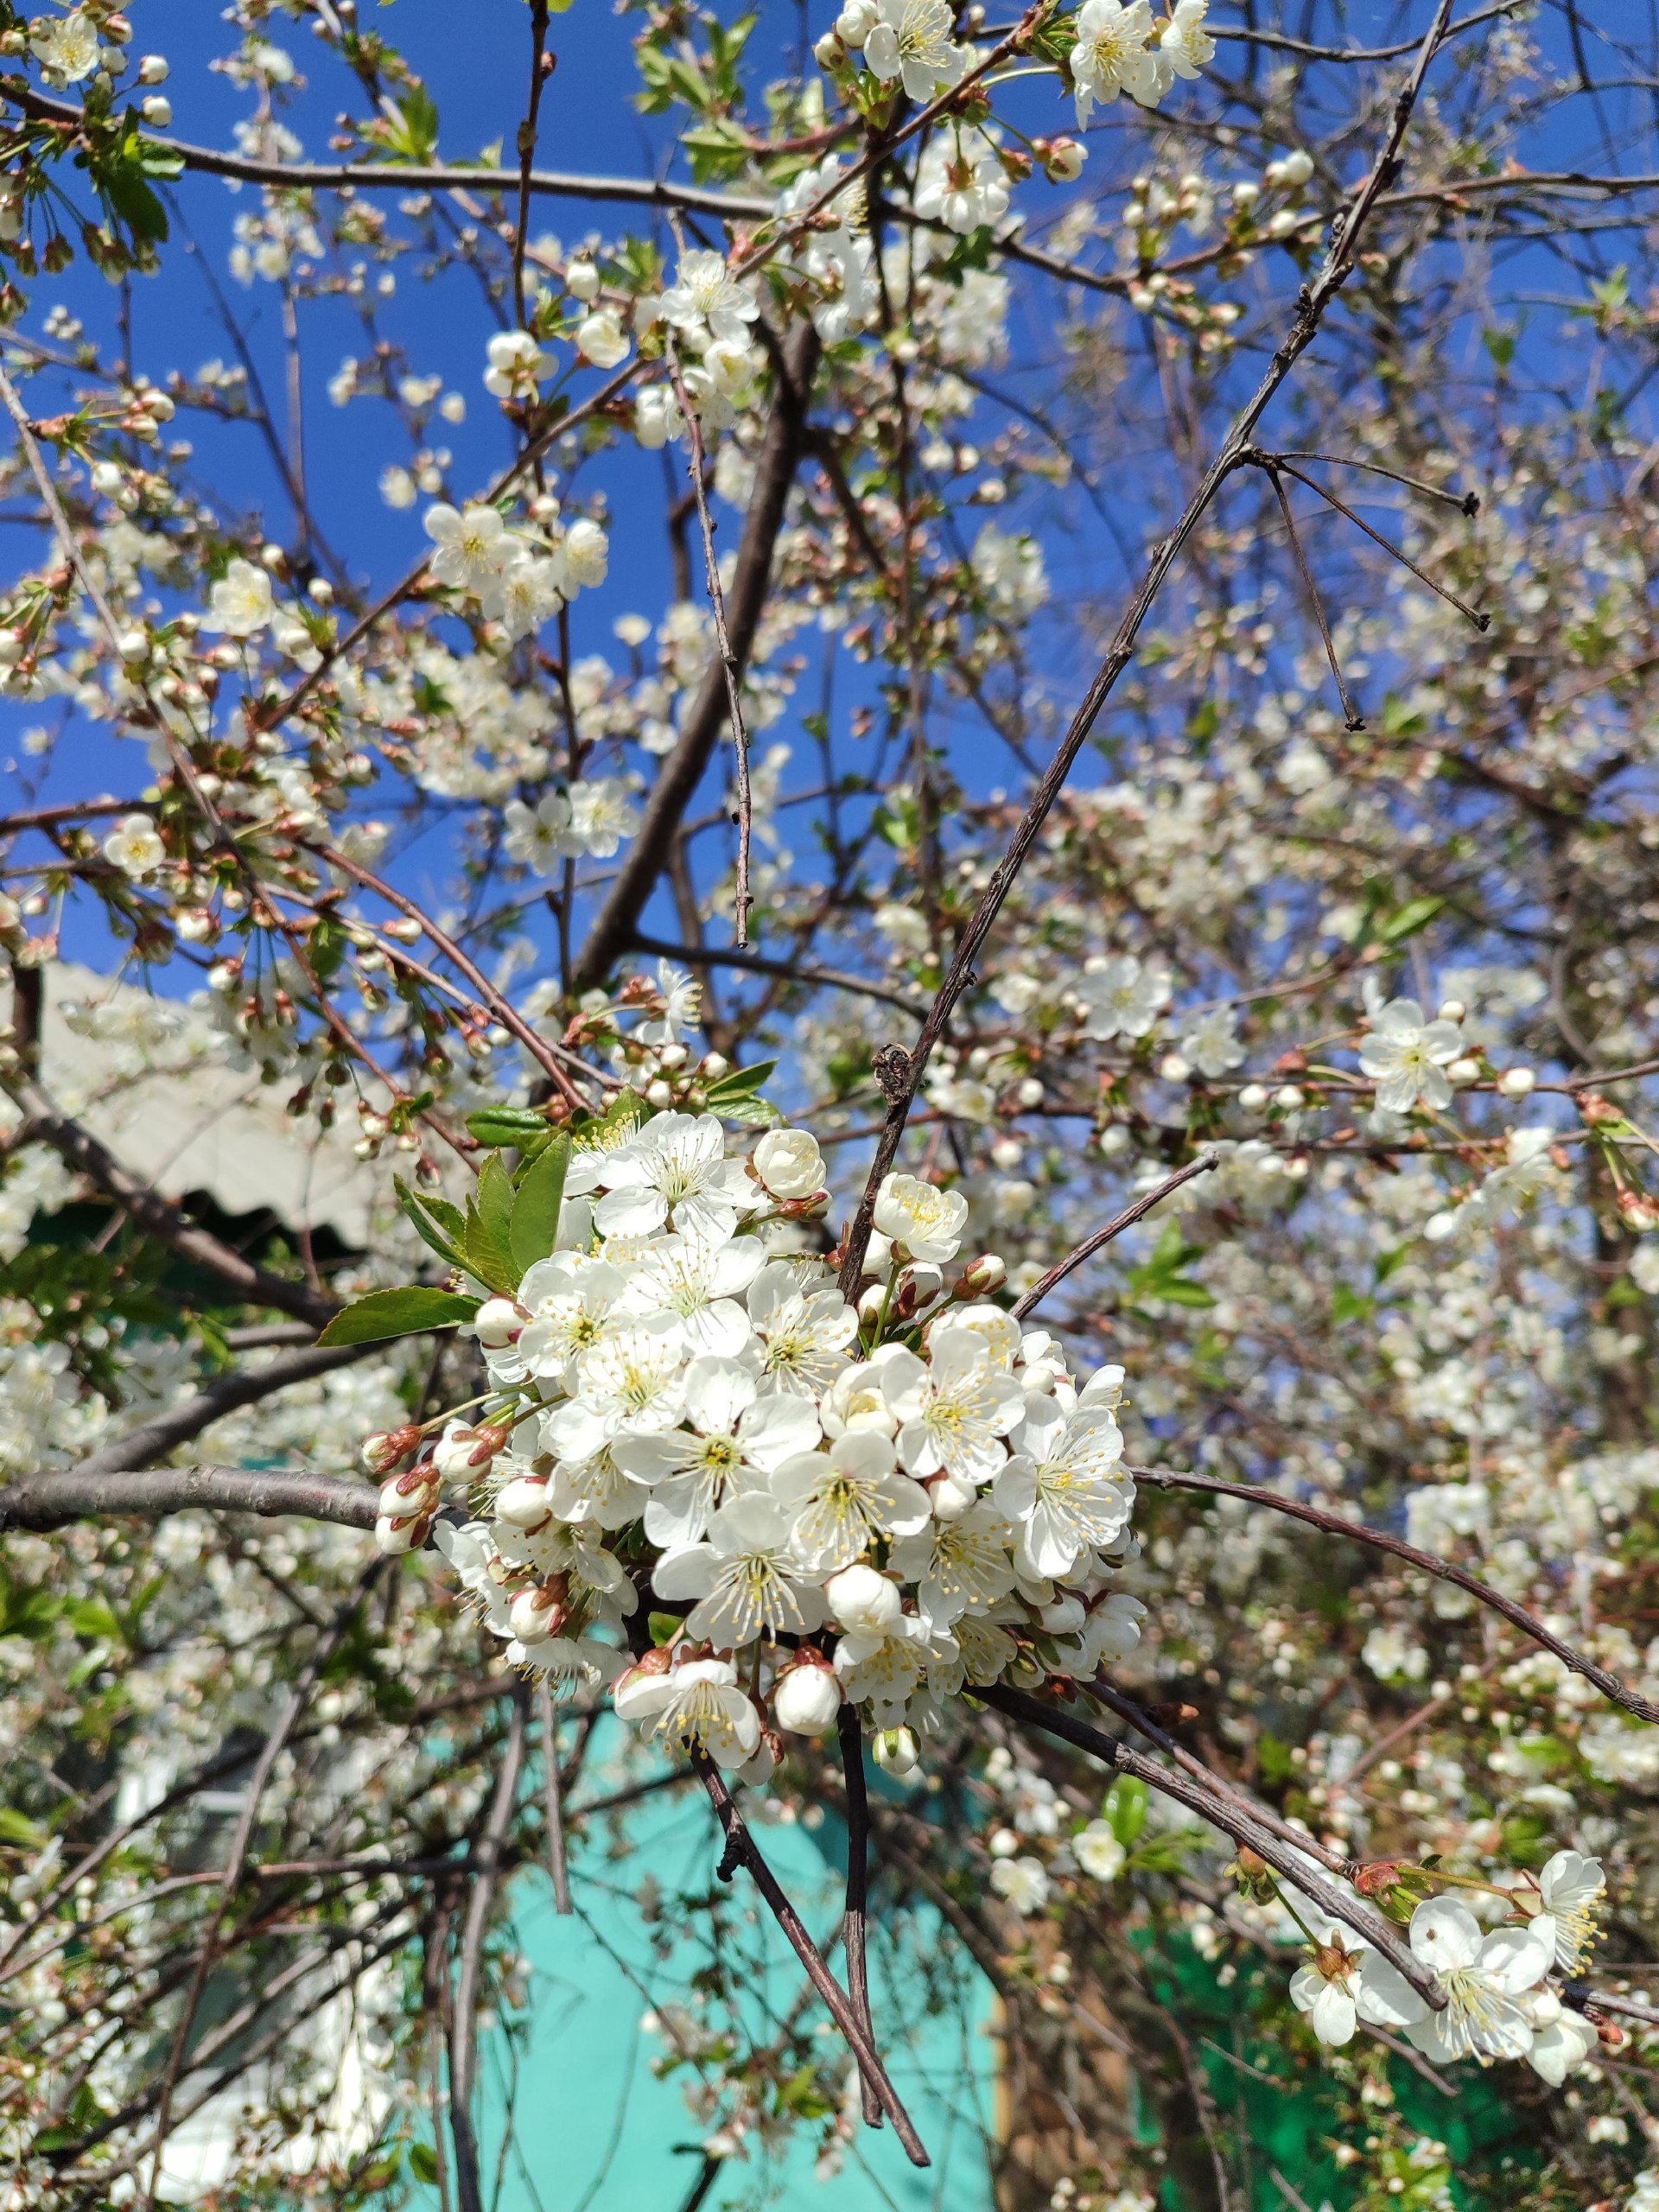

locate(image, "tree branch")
[[695, 1754, 930, 2162], [836, 1701, 881, 2126], [1131, 1463, 1659, 1726], [574, 325, 820, 991], [1012, 1152, 1220, 1319], [836, 0, 1460, 1295], [0, 1463, 379, 1533], [1, 1068, 337, 1325]]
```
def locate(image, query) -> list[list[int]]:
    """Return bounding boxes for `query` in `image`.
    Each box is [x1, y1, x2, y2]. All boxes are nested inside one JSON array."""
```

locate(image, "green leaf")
[[317, 1287, 481, 1346], [465, 1155, 518, 1293], [511, 1131, 570, 1274], [0, 1807, 48, 1847], [466, 1106, 552, 1149], [705, 1058, 780, 1123], [136, 136, 184, 181], [1155, 1279, 1217, 1310], [1331, 1283, 1374, 1325], [1104, 1775, 1147, 1847], [395, 1177, 469, 1274], [101, 160, 168, 242], [1377, 894, 1446, 945], [408, 2144, 441, 2184], [648, 1611, 683, 1646], [67, 1599, 121, 1643]]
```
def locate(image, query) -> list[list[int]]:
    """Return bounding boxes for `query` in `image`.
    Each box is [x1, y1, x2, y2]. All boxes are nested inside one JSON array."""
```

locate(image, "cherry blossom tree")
[[2, 1, 1659, 2207]]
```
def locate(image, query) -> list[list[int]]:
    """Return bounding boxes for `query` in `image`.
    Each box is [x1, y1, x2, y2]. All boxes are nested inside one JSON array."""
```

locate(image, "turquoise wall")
[[423, 1741, 999, 2212]]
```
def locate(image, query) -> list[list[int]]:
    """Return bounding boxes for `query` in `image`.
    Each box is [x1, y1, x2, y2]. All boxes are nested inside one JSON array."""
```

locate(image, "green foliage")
[[316, 1287, 481, 1345], [510, 1129, 571, 1273]]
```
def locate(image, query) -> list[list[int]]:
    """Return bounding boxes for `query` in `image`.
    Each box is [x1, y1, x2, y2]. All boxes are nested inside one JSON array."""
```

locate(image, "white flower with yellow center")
[[660, 250, 759, 347], [861, 0, 967, 102], [890, 1503, 1019, 1624], [994, 1402, 1133, 1578], [591, 1111, 753, 1241], [772, 1430, 932, 1573], [1402, 1898, 1555, 2065], [881, 1338, 1026, 1485], [518, 1256, 628, 1392], [653, 1492, 828, 1648], [423, 501, 511, 592], [202, 557, 276, 637], [1535, 1849, 1605, 1973], [615, 1355, 818, 1548], [834, 1618, 927, 1725], [1358, 996, 1465, 1115], [747, 1264, 859, 1399], [874, 1172, 969, 1263], [543, 1321, 687, 1460], [615, 1656, 760, 1768], [618, 1230, 764, 1358]]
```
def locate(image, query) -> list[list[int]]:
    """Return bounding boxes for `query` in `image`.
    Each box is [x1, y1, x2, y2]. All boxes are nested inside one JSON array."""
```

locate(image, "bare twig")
[[836, 1702, 881, 2126], [512, 3, 553, 331], [137, 1561, 384, 2209], [0, 1066, 336, 1325], [450, 1681, 528, 2212], [1261, 463, 1366, 730], [575, 325, 819, 990], [836, 0, 1462, 1294], [1130, 1463, 1659, 1726], [979, 1682, 1445, 2010], [1013, 1153, 1219, 1319], [537, 1678, 572, 1916], [694, 1756, 930, 2162], [663, 325, 755, 946]]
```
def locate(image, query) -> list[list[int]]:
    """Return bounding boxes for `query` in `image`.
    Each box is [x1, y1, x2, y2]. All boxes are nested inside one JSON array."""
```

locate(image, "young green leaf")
[[317, 1287, 480, 1346], [510, 1130, 571, 1274]]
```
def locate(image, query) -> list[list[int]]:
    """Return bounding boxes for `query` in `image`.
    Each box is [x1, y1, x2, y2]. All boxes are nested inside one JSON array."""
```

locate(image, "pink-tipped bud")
[[474, 1296, 525, 1348], [956, 1253, 1007, 1299], [508, 1584, 567, 1643], [361, 1423, 423, 1473], [378, 1469, 435, 1518]]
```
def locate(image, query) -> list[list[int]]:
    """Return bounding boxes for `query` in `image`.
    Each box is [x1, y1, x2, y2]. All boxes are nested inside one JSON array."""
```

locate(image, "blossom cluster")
[[366, 1056, 1145, 1783]]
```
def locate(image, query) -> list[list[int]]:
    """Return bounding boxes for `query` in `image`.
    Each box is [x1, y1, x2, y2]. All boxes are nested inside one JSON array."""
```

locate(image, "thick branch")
[[980, 1683, 1444, 2010], [574, 325, 820, 991], [0, 1463, 379, 1533], [3, 1069, 336, 1325]]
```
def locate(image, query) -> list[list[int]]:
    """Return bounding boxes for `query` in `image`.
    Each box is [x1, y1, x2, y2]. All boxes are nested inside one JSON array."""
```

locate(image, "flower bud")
[[141, 94, 172, 127], [1497, 1065, 1535, 1098], [1446, 1057, 1481, 1085], [1616, 1188, 1659, 1231], [956, 1253, 1007, 1298], [362, 1426, 423, 1476], [566, 257, 601, 302], [813, 28, 842, 65], [375, 1513, 420, 1554], [378, 1467, 435, 1517], [857, 1283, 887, 1320], [1274, 1084, 1305, 1110], [930, 1472, 977, 1521], [117, 627, 149, 664], [509, 1584, 567, 1643], [824, 1562, 902, 1635], [772, 1654, 842, 1734], [1041, 135, 1085, 181], [872, 1726, 919, 1778], [1237, 1083, 1268, 1112], [138, 53, 168, 83], [752, 1127, 825, 1202], [473, 1297, 524, 1348], [494, 1474, 552, 1528]]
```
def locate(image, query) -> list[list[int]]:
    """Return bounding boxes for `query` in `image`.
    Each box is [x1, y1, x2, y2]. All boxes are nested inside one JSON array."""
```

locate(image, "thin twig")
[[512, 3, 553, 331], [835, 0, 1462, 1294], [1262, 464, 1366, 730], [1129, 1462, 1659, 1726], [537, 1678, 572, 1915], [662, 321, 754, 947], [450, 1681, 528, 2212], [836, 1702, 881, 2126], [694, 1756, 930, 2163], [137, 1562, 384, 2209], [1012, 1153, 1219, 1319], [979, 1683, 1445, 2010], [1268, 455, 1490, 630]]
